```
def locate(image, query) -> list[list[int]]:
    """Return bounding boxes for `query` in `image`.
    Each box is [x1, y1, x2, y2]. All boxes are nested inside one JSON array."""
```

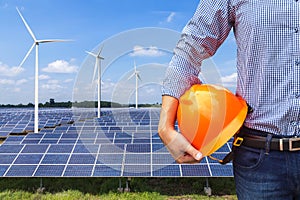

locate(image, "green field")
[[0, 177, 237, 199]]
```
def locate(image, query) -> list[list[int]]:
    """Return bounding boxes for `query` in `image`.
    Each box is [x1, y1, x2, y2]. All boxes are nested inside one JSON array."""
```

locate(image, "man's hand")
[[158, 95, 202, 164]]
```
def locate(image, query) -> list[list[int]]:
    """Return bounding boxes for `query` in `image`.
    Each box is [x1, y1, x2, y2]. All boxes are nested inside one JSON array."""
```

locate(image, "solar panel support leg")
[[37, 178, 45, 194], [124, 177, 131, 192], [204, 178, 212, 196], [117, 178, 123, 192]]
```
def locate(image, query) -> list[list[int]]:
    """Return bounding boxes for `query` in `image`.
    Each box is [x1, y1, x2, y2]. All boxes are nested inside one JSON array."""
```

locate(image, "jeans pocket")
[[233, 145, 265, 170]]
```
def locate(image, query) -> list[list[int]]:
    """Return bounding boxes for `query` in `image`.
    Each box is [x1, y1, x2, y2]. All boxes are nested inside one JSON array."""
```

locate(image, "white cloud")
[[0, 79, 14, 85], [69, 58, 77, 63], [42, 60, 78, 73], [222, 72, 237, 83], [0, 62, 24, 77], [145, 87, 155, 95], [167, 12, 176, 23], [41, 79, 63, 90], [221, 73, 237, 87], [41, 83, 63, 90], [0, 78, 27, 86], [16, 79, 28, 85], [47, 79, 60, 84], [156, 11, 177, 25], [130, 45, 165, 57], [13, 88, 21, 92], [102, 80, 115, 91], [64, 78, 73, 83], [39, 74, 50, 80]]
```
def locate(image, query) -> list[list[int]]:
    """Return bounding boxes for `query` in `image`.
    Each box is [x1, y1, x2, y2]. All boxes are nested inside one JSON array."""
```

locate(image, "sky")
[[0, 0, 238, 105]]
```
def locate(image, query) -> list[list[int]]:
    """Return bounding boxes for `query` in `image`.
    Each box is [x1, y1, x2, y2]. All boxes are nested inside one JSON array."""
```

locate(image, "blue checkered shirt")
[[162, 0, 300, 136]]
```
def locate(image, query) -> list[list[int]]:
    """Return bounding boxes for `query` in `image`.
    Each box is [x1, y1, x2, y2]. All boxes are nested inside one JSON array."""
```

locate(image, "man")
[[158, 0, 300, 199]]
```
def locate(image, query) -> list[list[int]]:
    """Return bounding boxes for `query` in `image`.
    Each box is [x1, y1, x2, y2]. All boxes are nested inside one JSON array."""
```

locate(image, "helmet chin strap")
[[208, 152, 233, 165]]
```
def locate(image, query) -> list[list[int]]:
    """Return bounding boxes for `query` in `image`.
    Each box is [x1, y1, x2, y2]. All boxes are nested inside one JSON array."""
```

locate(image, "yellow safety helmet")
[[177, 84, 247, 156]]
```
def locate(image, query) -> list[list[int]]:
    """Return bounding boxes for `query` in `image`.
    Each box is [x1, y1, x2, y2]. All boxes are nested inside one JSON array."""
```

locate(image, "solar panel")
[[0, 108, 233, 177], [35, 165, 65, 177]]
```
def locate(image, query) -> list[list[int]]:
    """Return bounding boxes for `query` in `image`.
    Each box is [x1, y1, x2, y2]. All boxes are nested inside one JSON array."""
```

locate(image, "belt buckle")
[[289, 137, 300, 151], [233, 137, 244, 147]]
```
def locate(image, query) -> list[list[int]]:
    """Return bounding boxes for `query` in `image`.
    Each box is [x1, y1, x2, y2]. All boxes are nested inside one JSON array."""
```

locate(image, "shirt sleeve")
[[162, 0, 234, 99]]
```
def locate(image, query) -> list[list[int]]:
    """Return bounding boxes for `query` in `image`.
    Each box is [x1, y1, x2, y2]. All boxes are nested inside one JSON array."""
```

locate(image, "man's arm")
[[158, 95, 202, 164]]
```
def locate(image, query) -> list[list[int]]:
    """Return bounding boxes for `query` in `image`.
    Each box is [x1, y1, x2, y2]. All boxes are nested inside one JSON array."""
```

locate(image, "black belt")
[[234, 129, 300, 151], [212, 127, 300, 165]]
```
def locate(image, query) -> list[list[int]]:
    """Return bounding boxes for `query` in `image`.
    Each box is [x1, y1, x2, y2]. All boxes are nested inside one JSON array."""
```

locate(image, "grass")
[[0, 190, 237, 200], [0, 177, 237, 199]]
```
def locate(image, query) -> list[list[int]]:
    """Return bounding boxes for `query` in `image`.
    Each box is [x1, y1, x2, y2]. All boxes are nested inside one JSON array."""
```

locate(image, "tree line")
[[0, 100, 161, 108]]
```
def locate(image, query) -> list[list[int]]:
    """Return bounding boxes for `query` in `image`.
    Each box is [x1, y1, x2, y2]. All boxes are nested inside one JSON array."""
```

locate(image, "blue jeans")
[[233, 143, 300, 199]]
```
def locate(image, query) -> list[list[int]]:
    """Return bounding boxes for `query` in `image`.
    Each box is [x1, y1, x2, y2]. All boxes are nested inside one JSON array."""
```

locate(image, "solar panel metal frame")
[[0, 108, 233, 177]]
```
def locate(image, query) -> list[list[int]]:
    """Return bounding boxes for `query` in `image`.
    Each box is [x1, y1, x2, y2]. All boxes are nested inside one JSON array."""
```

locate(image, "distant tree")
[[27, 103, 34, 107], [50, 98, 55, 105]]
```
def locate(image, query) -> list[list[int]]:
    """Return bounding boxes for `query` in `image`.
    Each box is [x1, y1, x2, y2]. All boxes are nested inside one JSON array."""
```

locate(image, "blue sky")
[[0, 0, 237, 105]]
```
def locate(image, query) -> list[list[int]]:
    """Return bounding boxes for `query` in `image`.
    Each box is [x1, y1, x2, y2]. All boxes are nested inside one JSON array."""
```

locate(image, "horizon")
[[0, 99, 162, 106]]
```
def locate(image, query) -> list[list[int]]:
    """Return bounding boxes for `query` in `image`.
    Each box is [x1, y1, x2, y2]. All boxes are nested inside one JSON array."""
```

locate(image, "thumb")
[[186, 144, 203, 161]]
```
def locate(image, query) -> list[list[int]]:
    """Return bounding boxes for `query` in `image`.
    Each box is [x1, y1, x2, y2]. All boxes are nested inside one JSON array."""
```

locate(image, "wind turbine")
[[85, 47, 104, 118], [128, 61, 141, 109], [16, 7, 70, 133]]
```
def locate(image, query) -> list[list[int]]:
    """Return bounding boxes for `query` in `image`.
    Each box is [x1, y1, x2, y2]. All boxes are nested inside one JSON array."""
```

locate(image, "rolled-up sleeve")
[[162, 0, 234, 99]]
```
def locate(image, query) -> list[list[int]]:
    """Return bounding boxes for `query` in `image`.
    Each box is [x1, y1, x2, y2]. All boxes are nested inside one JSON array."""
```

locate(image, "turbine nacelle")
[[85, 46, 104, 82], [128, 60, 142, 81], [85, 50, 104, 60]]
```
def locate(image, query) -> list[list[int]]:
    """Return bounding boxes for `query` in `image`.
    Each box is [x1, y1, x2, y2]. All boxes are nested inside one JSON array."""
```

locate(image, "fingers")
[[176, 154, 200, 164], [175, 144, 203, 164], [163, 131, 203, 164]]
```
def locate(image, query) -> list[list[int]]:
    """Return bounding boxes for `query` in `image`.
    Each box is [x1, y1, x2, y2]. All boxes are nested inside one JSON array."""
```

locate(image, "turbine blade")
[[85, 50, 97, 58], [16, 7, 37, 41], [15, 66, 25, 74], [38, 39, 73, 43], [137, 74, 142, 81], [92, 60, 98, 82], [134, 60, 137, 72], [128, 73, 135, 80], [19, 42, 35, 67], [97, 46, 104, 58]]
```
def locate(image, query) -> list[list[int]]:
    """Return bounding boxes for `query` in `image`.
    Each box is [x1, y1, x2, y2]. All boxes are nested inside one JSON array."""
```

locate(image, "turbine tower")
[[16, 7, 70, 133], [128, 61, 141, 109], [86, 47, 104, 118]]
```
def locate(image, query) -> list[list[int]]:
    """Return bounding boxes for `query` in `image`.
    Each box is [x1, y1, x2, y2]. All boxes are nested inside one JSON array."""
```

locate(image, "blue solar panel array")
[[0, 108, 233, 177]]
